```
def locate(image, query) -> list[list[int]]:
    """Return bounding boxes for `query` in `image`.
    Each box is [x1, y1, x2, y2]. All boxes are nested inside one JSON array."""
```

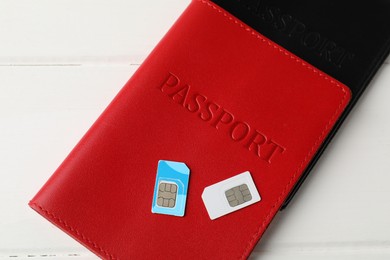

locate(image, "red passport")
[[29, 0, 351, 259]]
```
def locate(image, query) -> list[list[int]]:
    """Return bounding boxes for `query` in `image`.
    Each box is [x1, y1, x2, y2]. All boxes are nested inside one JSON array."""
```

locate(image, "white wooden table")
[[0, 1, 389, 259]]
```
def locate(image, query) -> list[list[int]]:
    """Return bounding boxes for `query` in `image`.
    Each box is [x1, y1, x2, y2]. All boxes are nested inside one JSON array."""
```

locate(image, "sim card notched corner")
[[151, 160, 190, 217], [201, 171, 261, 220]]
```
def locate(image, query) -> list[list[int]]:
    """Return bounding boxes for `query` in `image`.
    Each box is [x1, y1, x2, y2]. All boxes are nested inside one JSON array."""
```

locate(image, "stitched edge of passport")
[[199, 0, 349, 93], [196, 0, 351, 259], [28, 1, 351, 260], [29, 202, 116, 260]]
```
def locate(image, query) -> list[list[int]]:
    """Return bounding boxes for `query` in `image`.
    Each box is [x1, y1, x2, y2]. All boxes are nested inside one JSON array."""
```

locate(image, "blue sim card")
[[152, 160, 190, 217]]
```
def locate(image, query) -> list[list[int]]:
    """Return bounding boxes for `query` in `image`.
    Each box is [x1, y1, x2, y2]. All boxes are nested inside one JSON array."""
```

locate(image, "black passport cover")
[[211, 0, 390, 208]]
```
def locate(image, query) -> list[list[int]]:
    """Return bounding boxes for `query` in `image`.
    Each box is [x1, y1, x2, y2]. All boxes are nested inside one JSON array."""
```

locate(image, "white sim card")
[[201, 171, 261, 220]]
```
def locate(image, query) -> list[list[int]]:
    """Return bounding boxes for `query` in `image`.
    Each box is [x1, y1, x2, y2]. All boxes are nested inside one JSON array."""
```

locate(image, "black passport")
[[211, 0, 390, 208]]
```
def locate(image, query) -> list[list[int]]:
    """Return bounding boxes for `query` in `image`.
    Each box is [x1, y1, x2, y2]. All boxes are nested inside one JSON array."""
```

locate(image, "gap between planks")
[[0, 55, 388, 67]]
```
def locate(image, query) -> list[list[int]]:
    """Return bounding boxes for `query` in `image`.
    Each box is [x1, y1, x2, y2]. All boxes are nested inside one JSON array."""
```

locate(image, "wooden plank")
[[0, 0, 387, 67], [0, 0, 189, 65], [0, 64, 389, 258]]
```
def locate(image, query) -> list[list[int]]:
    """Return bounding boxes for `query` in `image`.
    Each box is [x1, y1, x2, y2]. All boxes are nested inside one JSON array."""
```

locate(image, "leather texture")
[[29, 0, 351, 259], [211, 0, 390, 208]]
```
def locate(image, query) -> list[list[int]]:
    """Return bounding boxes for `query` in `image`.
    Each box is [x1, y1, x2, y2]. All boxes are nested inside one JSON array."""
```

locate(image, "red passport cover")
[[29, 0, 351, 259]]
